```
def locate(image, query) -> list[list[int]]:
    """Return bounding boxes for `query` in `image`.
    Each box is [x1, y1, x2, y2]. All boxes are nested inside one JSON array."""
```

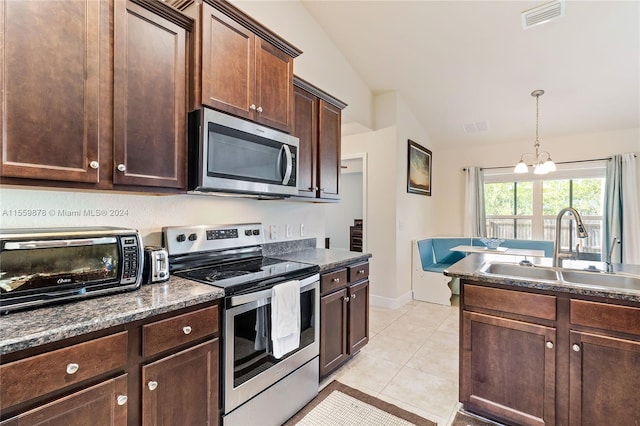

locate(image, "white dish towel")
[[271, 280, 300, 359]]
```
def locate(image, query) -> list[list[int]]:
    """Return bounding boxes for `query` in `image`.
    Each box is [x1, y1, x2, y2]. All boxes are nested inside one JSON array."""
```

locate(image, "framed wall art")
[[407, 139, 432, 196]]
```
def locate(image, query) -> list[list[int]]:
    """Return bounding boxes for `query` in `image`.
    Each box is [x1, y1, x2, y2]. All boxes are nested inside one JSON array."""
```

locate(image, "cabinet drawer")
[[321, 268, 347, 295], [464, 284, 556, 321], [571, 300, 640, 336], [0, 331, 127, 410], [143, 305, 219, 357], [348, 262, 369, 283]]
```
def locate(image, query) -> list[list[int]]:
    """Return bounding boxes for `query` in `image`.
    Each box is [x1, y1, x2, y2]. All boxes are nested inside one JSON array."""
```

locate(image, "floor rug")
[[282, 381, 437, 426]]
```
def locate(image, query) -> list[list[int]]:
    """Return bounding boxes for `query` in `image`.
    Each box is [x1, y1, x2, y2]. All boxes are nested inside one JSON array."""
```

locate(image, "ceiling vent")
[[463, 121, 490, 134], [521, 0, 565, 30]]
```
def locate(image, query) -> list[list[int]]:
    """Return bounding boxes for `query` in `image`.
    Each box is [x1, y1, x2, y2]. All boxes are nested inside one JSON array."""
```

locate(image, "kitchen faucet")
[[552, 207, 589, 267], [606, 237, 620, 273]]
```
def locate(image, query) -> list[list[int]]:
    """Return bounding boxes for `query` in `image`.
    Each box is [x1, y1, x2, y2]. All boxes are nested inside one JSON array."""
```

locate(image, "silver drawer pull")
[[358, 269, 365, 274], [183, 326, 192, 335], [351, 294, 357, 300], [572, 344, 581, 352], [89, 160, 99, 169], [117, 395, 128, 406], [148, 381, 158, 391], [66, 363, 79, 375], [344, 296, 350, 302], [256, 106, 263, 113], [332, 278, 340, 283], [546, 341, 554, 349]]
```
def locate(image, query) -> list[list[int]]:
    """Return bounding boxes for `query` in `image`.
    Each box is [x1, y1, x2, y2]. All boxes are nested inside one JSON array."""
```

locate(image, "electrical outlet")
[[285, 224, 292, 238], [270, 225, 278, 240], [300, 224, 304, 237]]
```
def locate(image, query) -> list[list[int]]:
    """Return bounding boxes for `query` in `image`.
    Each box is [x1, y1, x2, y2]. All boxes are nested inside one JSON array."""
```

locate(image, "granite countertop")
[[445, 253, 640, 303], [0, 277, 224, 356], [274, 248, 372, 271]]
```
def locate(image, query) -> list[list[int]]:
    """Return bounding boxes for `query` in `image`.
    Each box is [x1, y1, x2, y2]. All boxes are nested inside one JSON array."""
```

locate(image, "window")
[[483, 162, 606, 259]]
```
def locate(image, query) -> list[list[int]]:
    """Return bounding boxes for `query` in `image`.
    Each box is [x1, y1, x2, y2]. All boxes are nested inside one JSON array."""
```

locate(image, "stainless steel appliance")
[[142, 246, 169, 283], [0, 227, 143, 313], [163, 223, 319, 426], [188, 107, 299, 198]]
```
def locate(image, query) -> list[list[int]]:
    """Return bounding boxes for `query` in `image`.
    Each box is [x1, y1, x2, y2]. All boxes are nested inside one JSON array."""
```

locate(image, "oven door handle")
[[228, 273, 319, 307]]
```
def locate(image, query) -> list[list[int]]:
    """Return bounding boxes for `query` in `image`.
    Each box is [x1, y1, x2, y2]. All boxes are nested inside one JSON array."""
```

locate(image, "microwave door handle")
[[281, 144, 292, 185], [3, 237, 117, 250]]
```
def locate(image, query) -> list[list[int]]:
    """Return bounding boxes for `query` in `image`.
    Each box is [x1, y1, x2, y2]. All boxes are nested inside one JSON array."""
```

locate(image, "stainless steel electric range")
[[163, 223, 320, 426]]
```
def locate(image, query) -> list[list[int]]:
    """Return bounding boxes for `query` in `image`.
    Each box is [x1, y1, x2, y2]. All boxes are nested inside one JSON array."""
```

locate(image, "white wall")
[[435, 127, 640, 236], [0, 187, 325, 246]]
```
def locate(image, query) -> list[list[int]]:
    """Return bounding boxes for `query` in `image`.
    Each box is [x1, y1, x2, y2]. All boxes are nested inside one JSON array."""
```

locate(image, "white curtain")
[[464, 167, 486, 238], [605, 153, 640, 264]]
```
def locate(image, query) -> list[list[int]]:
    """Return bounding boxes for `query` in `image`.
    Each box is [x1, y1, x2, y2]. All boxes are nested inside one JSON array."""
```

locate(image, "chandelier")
[[514, 89, 556, 174]]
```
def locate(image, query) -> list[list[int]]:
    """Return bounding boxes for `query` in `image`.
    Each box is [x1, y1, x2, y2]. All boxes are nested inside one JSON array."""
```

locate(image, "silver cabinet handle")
[[546, 341, 554, 349], [256, 106, 263, 113], [89, 161, 99, 169], [183, 326, 192, 335], [249, 104, 257, 111], [351, 294, 357, 300], [572, 344, 581, 352], [358, 269, 365, 274], [344, 296, 350, 302], [332, 278, 340, 283], [66, 363, 79, 375], [117, 164, 126, 172], [117, 395, 128, 406], [148, 381, 158, 391]]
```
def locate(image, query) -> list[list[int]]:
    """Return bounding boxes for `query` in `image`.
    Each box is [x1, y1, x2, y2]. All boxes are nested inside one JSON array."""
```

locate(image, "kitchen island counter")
[[274, 247, 371, 271], [0, 276, 224, 356], [445, 253, 640, 303]]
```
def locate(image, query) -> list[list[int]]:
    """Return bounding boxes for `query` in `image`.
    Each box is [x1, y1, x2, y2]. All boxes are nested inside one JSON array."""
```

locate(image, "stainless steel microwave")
[[0, 227, 143, 313], [188, 107, 299, 197]]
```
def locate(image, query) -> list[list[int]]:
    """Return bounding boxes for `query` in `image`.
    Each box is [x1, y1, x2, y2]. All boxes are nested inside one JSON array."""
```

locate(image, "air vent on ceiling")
[[463, 121, 490, 134], [521, 0, 565, 30]]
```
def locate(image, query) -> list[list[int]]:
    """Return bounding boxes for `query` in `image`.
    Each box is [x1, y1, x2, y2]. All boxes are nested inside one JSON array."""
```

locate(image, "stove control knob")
[[176, 234, 186, 242], [252, 229, 260, 235], [188, 233, 198, 241], [245, 230, 252, 236]]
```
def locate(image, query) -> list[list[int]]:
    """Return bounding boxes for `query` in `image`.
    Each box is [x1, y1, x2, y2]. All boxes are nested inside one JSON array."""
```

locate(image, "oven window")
[[233, 288, 316, 388], [207, 123, 295, 184], [0, 244, 119, 294]]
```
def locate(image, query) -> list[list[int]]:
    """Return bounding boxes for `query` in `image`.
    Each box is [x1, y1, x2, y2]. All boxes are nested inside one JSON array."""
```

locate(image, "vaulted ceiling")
[[301, 1, 640, 148]]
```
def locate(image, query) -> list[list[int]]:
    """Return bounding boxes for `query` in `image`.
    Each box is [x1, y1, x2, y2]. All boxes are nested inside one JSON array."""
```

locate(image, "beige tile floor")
[[325, 296, 461, 426]]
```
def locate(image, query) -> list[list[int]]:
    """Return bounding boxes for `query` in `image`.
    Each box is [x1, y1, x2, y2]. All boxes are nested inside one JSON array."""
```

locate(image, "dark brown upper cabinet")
[[0, 0, 192, 192], [0, 0, 107, 184], [293, 77, 346, 200], [113, 0, 190, 189], [178, 0, 301, 133]]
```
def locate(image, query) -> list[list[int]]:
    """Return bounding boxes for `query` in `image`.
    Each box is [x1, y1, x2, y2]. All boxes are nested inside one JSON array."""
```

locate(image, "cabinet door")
[[254, 38, 294, 132], [113, 0, 187, 189], [317, 100, 341, 200], [201, 4, 254, 120], [461, 311, 556, 426], [0, 0, 105, 183], [569, 331, 640, 426], [348, 279, 369, 354], [320, 288, 348, 377], [0, 375, 127, 426], [142, 339, 219, 426], [293, 85, 318, 198]]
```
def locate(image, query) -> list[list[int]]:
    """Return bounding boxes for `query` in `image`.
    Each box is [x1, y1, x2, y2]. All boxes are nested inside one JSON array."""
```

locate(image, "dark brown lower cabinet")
[[319, 261, 369, 378], [569, 331, 640, 426], [0, 375, 128, 426], [142, 339, 219, 426], [461, 312, 556, 426], [461, 281, 640, 426]]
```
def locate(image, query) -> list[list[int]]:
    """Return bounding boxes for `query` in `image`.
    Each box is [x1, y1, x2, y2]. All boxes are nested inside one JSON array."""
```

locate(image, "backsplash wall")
[[0, 187, 326, 246]]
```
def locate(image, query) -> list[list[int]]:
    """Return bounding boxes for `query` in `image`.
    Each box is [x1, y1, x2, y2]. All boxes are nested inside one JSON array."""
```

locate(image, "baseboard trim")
[[370, 291, 413, 309]]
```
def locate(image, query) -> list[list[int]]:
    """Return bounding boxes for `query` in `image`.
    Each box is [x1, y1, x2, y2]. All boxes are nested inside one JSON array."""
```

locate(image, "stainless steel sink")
[[479, 262, 560, 281], [477, 261, 640, 292], [560, 270, 640, 290]]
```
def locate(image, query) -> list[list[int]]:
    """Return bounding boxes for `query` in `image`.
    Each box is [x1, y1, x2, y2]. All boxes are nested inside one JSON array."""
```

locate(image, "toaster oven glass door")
[[0, 237, 120, 295]]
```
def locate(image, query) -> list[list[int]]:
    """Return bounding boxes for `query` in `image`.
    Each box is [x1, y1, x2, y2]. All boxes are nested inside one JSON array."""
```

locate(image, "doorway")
[[325, 153, 367, 251]]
